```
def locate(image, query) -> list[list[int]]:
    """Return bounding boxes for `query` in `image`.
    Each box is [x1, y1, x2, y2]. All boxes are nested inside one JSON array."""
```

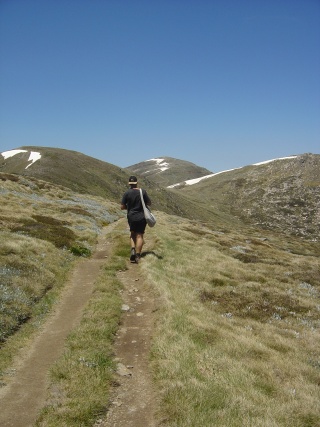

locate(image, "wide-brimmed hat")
[[128, 175, 138, 184]]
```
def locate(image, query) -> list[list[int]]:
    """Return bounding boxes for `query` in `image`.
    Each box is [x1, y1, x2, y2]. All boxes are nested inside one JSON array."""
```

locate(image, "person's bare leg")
[[129, 232, 137, 262], [135, 233, 144, 255], [130, 233, 136, 249]]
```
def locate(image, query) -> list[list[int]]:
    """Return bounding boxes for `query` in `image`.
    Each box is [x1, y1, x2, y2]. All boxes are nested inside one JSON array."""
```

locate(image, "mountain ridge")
[[0, 146, 206, 220], [1, 146, 319, 240], [126, 156, 213, 187], [174, 153, 320, 240]]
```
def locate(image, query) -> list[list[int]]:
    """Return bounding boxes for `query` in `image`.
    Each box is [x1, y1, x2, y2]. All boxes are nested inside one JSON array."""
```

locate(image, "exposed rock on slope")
[[178, 154, 320, 240]]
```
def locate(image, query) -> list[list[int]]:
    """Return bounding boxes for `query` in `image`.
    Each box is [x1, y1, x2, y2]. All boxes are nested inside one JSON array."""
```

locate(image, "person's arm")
[[121, 193, 127, 210]]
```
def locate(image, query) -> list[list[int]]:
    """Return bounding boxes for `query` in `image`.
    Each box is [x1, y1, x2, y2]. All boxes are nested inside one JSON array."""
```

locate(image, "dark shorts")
[[129, 218, 147, 234]]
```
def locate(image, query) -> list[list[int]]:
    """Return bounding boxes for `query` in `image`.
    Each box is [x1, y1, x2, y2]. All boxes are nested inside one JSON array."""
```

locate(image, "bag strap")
[[139, 188, 147, 209]]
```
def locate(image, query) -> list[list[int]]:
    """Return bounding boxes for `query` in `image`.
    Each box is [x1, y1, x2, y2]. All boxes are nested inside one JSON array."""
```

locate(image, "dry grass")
[[1, 172, 319, 426], [35, 227, 128, 426], [0, 232, 73, 344], [0, 174, 122, 374], [141, 213, 320, 427]]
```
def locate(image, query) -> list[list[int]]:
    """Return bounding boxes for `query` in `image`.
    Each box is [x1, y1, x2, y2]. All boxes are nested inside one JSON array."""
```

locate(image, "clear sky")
[[0, 0, 319, 172]]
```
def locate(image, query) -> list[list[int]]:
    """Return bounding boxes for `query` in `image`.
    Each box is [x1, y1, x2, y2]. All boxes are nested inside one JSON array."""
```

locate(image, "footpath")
[[0, 221, 158, 426]]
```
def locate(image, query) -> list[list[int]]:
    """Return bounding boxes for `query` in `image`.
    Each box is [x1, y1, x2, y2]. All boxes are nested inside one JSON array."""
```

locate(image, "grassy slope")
[[142, 212, 320, 427], [6, 146, 131, 200], [35, 226, 128, 426], [1, 146, 210, 220], [126, 156, 213, 187], [0, 172, 121, 373], [31, 212, 320, 427], [174, 153, 320, 240], [34, 211, 320, 426], [1, 151, 320, 426]]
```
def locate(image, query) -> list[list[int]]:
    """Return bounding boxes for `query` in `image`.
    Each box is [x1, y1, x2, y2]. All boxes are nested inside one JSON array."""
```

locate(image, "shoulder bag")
[[139, 188, 156, 227]]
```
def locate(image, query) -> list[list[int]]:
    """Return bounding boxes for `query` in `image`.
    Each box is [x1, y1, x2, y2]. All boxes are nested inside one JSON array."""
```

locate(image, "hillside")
[[0, 171, 122, 343], [0, 147, 200, 220], [0, 146, 130, 200], [126, 156, 212, 187], [1, 150, 320, 426], [2, 147, 319, 240], [172, 153, 320, 240]]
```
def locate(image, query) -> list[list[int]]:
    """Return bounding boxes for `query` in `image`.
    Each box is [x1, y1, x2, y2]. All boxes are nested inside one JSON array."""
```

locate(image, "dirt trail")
[[0, 221, 159, 427], [0, 224, 114, 426], [97, 260, 159, 427]]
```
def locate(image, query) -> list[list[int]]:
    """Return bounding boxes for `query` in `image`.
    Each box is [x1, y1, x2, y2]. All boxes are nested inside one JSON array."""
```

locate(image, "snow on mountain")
[[168, 156, 298, 188], [252, 156, 297, 166], [144, 158, 170, 172], [1, 149, 42, 169], [127, 156, 213, 188]]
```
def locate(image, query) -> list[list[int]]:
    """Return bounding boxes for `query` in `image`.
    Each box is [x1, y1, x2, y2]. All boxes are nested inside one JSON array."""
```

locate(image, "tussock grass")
[[141, 213, 320, 426], [0, 232, 73, 344], [0, 174, 121, 370], [35, 226, 127, 426], [179, 154, 320, 241], [2, 170, 319, 426]]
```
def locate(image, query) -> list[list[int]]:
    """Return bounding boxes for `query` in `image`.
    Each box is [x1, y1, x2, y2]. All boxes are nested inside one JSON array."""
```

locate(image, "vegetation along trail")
[[97, 255, 159, 427], [0, 224, 116, 426]]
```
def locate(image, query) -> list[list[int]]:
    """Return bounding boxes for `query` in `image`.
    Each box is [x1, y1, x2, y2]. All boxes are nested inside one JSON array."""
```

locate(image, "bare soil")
[[97, 260, 159, 427], [0, 222, 159, 427]]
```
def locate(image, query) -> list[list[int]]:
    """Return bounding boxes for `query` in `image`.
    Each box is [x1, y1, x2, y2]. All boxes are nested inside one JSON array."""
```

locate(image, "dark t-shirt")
[[121, 188, 151, 222]]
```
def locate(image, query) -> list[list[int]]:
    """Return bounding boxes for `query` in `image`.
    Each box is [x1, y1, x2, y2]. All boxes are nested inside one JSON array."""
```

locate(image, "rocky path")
[[97, 261, 159, 427], [0, 221, 159, 427], [0, 224, 113, 426]]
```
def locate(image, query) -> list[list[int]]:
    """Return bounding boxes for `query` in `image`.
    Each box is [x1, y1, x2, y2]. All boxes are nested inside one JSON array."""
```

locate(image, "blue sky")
[[0, 0, 319, 172]]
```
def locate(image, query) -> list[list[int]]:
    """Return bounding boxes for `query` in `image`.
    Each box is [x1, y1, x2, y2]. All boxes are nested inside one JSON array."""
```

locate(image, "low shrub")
[[12, 218, 76, 249], [70, 245, 92, 257]]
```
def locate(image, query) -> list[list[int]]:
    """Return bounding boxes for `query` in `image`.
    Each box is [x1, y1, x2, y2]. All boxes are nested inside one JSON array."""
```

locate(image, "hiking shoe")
[[135, 253, 141, 263], [130, 248, 136, 262]]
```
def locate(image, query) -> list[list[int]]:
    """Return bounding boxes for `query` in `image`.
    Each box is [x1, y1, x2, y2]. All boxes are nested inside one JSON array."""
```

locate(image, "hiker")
[[121, 175, 152, 263]]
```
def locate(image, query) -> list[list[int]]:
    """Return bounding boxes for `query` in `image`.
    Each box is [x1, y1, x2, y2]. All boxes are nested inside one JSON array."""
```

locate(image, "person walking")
[[121, 175, 152, 263]]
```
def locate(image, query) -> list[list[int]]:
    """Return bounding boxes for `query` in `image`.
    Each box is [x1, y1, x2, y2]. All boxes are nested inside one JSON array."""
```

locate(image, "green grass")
[[0, 238, 74, 380], [1, 167, 320, 426], [35, 227, 128, 426], [0, 232, 74, 344], [0, 173, 121, 376], [178, 154, 320, 241], [140, 212, 320, 427]]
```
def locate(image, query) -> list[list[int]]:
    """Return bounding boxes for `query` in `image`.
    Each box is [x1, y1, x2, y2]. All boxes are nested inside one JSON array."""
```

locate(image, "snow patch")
[[1, 149, 42, 169], [146, 158, 170, 172], [252, 156, 297, 166], [147, 158, 165, 164], [1, 149, 28, 159], [26, 151, 42, 169], [168, 155, 298, 188], [168, 168, 240, 188]]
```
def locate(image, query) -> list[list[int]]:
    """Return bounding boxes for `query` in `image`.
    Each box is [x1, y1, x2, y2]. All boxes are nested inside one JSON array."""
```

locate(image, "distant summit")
[[1, 146, 319, 240], [168, 155, 299, 188], [0, 146, 200, 218], [126, 156, 212, 187], [177, 153, 320, 240], [0, 146, 129, 201], [1, 148, 42, 171]]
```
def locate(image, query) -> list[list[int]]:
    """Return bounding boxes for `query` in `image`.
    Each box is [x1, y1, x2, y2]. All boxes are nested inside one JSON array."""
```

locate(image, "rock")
[[116, 363, 132, 377]]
